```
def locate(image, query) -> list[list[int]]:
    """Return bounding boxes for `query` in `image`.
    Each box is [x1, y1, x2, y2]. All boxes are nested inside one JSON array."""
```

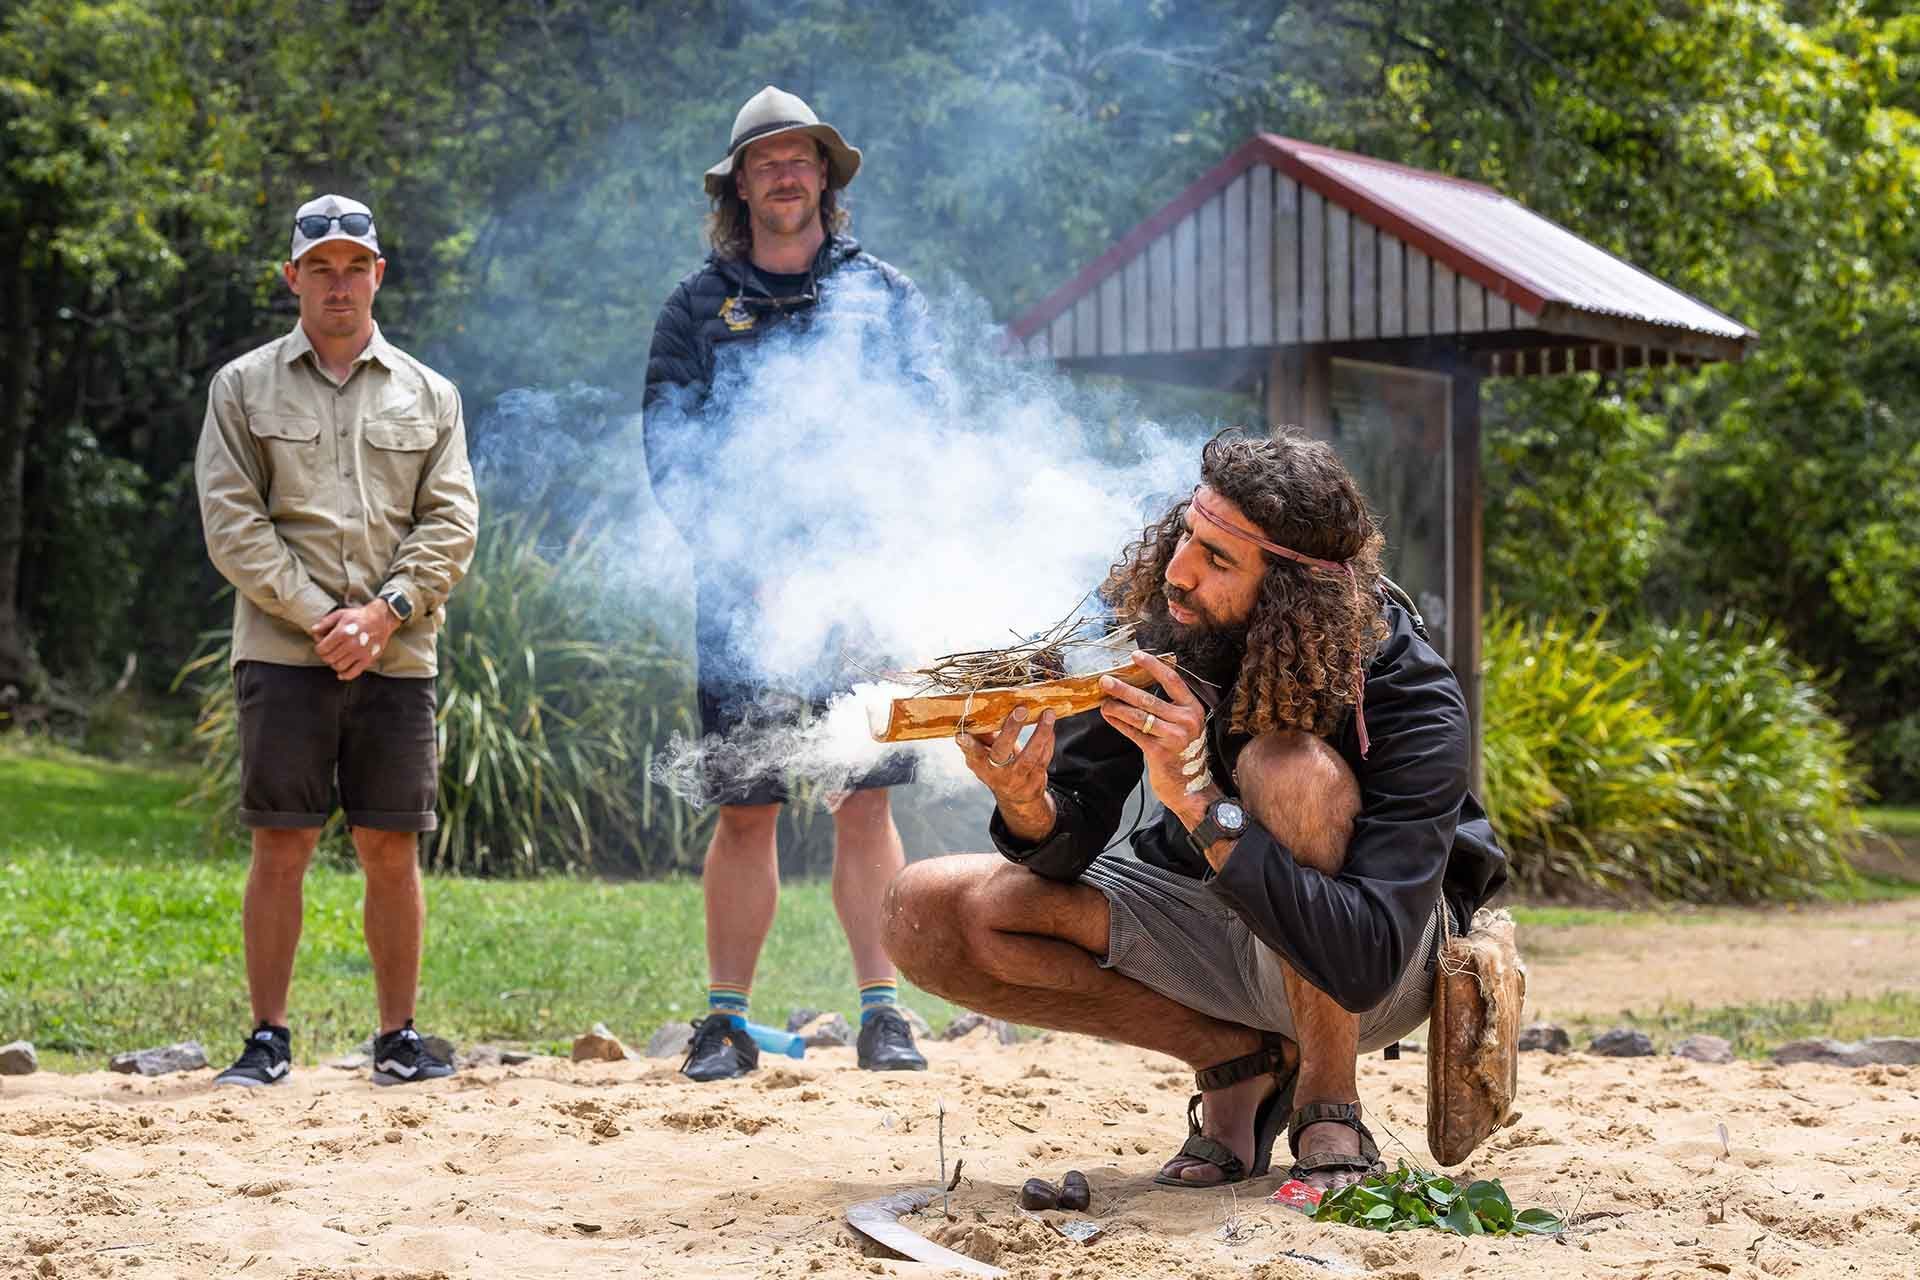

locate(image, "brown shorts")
[[234, 660, 440, 832]]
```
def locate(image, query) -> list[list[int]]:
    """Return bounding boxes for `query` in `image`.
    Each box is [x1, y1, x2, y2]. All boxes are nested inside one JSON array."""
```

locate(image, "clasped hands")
[[310, 599, 399, 681]]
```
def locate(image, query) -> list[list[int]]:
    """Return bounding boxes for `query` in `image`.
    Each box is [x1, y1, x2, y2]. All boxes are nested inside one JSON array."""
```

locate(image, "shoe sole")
[[214, 1072, 289, 1088], [370, 1066, 456, 1086]]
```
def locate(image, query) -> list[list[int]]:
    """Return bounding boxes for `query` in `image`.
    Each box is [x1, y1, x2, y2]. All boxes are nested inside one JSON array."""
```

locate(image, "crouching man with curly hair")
[[882, 428, 1508, 1194]]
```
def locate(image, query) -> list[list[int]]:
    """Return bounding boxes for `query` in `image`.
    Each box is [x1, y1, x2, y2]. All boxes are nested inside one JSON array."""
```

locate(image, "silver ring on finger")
[[1141, 712, 1157, 736], [989, 754, 1013, 768]]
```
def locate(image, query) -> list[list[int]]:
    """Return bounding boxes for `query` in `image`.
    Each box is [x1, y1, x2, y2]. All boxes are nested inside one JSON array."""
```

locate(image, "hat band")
[[728, 118, 813, 156]]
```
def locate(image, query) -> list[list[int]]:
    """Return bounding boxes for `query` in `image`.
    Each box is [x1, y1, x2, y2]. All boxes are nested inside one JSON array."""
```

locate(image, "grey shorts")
[[1080, 853, 1438, 1054]]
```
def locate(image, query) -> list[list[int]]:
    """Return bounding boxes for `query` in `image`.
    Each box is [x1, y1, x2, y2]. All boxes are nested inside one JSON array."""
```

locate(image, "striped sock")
[[708, 984, 750, 1028], [858, 980, 899, 1026]]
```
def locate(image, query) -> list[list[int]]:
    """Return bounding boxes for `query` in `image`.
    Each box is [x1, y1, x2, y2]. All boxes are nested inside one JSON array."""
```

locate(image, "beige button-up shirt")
[[195, 322, 479, 677]]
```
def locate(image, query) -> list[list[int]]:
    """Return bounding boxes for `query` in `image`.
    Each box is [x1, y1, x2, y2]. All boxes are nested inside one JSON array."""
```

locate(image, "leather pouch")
[[1426, 907, 1526, 1166]]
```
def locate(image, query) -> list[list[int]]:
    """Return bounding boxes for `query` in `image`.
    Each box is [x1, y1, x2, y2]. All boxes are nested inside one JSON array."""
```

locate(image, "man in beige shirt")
[[194, 193, 478, 1088]]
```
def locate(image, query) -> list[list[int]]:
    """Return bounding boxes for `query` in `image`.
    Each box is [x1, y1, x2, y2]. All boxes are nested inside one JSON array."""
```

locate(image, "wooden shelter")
[[1007, 134, 1755, 778]]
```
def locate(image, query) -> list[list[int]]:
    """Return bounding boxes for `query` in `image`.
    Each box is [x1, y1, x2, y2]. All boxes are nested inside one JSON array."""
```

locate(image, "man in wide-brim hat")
[[641, 85, 940, 1083]]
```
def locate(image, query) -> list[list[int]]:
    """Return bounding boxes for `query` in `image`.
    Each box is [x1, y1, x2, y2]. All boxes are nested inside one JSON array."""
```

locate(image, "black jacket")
[[991, 600, 1509, 1013], [641, 233, 937, 538]]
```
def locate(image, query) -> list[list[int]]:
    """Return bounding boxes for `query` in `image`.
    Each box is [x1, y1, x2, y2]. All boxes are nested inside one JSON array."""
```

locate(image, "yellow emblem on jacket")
[[719, 295, 755, 332]]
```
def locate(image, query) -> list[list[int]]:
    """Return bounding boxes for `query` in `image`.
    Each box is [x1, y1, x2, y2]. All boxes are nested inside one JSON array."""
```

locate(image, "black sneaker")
[[680, 1014, 759, 1082], [215, 1022, 292, 1088], [370, 1020, 455, 1086], [856, 1007, 928, 1071]]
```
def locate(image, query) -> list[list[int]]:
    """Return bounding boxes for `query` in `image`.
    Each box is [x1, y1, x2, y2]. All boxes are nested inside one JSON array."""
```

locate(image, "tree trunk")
[[0, 224, 38, 693]]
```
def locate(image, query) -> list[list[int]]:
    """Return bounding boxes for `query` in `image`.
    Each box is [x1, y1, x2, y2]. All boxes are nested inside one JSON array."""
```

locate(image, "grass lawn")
[[4, 743, 1914, 1071], [1865, 805, 1920, 837], [0, 743, 965, 1071]]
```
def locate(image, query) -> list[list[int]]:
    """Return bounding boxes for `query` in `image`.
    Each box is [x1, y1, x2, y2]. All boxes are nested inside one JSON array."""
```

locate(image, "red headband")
[[1188, 487, 1370, 757]]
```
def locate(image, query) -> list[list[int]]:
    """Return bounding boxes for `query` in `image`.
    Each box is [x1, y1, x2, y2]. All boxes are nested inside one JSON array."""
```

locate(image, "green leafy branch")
[[1311, 1160, 1565, 1238]]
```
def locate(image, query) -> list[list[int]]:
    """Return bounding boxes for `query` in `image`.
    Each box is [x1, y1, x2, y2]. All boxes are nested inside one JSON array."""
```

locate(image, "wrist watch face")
[[382, 590, 412, 621], [1213, 800, 1247, 834]]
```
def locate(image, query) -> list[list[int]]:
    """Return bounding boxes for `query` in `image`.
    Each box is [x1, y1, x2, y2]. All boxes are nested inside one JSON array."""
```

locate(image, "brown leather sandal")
[[1286, 1100, 1386, 1184], [1152, 1037, 1298, 1188]]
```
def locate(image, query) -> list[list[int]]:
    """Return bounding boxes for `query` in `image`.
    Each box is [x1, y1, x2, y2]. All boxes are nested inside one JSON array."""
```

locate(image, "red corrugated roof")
[[1008, 133, 1754, 351]]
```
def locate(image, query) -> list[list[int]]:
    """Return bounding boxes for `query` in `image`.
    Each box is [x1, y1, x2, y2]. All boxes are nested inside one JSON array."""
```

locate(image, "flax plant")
[[1482, 605, 1860, 901]]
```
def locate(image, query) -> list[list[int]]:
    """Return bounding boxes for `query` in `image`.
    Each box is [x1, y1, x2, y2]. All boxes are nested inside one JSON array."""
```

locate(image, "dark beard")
[[1133, 594, 1246, 694]]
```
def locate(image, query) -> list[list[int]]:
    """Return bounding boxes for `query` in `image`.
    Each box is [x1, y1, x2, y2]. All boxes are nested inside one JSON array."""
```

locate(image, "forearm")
[[996, 789, 1058, 844]]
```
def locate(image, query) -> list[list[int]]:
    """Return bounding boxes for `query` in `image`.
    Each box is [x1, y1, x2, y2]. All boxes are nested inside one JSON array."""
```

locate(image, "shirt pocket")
[[362, 415, 438, 520], [245, 411, 322, 507]]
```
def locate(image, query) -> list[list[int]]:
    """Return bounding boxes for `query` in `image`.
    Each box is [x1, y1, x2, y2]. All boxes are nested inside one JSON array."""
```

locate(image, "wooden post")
[[1265, 347, 1331, 439], [1451, 367, 1485, 794]]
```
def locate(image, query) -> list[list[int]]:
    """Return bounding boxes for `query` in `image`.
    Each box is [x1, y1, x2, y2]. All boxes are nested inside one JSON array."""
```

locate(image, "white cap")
[[289, 193, 380, 262]]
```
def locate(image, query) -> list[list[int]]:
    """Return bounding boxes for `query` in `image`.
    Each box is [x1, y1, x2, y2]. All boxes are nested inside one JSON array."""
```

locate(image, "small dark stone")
[[943, 1012, 988, 1040], [1588, 1027, 1655, 1058], [1673, 1034, 1734, 1064], [456, 1044, 503, 1070], [0, 1041, 37, 1075], [109, 1041, 209, 1076], [422, 1035, 458, 1065], [1057, 1170, 1090, 1212], [643, 1022, 693, 1059], [785, 1008, 821, 1034], [1018, 1178, 1059, 1210], [1518, 1023, 1572, 1054], [794, 1012, 854, 1048], [942, 1012, 1020, 1045], [1773, 1036, 1920, 1068], [499, 1049, 537, 1066]]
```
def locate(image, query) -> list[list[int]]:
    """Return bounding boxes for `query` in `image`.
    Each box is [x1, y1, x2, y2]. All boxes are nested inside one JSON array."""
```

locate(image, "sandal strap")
[[1287, 1100, 1381, 1161], [1173, 1133, 1247, 1183], [1289, 1149, 1385, 1179], [1194, 1036, 1288, 1092]]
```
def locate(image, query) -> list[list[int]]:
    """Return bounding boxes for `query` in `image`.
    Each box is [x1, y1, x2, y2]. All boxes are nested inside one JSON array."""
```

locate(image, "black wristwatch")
[[378, 586, 414, 625], [1186, 796, 1248, 857]]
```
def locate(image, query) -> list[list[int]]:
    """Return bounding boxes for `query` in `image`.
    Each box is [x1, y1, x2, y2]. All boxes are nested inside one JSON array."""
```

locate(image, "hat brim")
[[704, 123, 861, 197]]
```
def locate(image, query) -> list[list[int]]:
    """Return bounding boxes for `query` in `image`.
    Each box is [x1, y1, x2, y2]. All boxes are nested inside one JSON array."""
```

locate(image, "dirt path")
[[1522, 897, 1920, 1021]]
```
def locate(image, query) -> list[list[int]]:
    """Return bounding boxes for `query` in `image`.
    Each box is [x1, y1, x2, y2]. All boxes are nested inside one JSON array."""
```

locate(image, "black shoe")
[[370, 1020, 455, 1086], [681, 1014, 759, 1082], [215, 1022, 292, 1087], [856, 1007, 928, 1071]]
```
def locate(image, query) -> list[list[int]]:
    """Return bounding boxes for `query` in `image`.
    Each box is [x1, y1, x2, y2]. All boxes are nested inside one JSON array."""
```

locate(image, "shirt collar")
[[281, 320, 399, 372]]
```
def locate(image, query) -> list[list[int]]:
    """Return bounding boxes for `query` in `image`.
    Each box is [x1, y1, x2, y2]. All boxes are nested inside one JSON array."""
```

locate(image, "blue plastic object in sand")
[[744, 1021, 807, 1059]]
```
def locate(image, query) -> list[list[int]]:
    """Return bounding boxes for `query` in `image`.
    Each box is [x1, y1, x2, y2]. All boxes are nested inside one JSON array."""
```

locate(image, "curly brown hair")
[[1102, 427, 1388, 737], [705, 140, 851, 260]]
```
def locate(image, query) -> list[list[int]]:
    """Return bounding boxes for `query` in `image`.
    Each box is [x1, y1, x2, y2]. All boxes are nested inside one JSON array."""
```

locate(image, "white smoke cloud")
[[640, 270, 1208, 807]]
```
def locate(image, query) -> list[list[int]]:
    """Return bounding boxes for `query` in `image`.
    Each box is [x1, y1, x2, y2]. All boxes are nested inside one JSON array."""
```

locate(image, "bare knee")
[[881, 858, 970, 980], [353, 828, 419, 880], [714, 802, 781, 840], [1235, 730, 1359, 876], [250, 828, 318, 883]]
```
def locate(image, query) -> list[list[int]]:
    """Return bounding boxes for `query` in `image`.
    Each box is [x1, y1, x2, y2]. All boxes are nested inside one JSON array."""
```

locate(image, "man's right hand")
[[957, 706, 1058, 842]]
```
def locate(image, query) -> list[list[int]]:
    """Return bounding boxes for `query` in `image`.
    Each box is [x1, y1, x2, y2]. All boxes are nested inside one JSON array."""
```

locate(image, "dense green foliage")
[[1481, 605, 1862, 899], [1313, 1161, 1562, 1237]]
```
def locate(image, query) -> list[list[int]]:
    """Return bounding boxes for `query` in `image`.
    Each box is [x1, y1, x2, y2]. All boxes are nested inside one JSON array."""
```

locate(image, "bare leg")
[[884, 855, 1274, 1178], [242, 828, 320, 1026], [829, 788, 904, 985], [703, 803, 782, 992], [1236, 730, 1370, 1191], [354, 828, 424, 1034]]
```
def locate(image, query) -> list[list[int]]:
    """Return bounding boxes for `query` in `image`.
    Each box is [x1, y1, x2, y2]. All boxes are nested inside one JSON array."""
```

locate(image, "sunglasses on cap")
[[293, 211, 375, 239]]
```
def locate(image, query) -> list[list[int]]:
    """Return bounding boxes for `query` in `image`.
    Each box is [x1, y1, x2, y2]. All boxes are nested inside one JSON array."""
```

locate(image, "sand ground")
[[4, 898, 1918, 1280]]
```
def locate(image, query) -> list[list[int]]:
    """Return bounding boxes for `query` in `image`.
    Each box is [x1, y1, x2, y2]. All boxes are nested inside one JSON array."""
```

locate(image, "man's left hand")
[[311, 601, 398, 681], [1100, 651, 1218, 825]]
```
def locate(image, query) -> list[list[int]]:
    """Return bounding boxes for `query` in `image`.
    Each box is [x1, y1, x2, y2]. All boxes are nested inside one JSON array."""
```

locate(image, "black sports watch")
[[378, 586, 414, 625], [1186, 796, 1248, 857]]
